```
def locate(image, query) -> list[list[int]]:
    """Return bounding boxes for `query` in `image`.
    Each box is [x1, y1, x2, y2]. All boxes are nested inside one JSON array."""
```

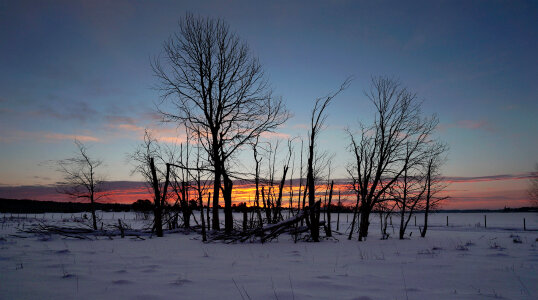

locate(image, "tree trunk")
[[150, 158, 163, 237], [421, 164, 432, 237], [274, 165, 289, 223], [399, 205, 406, 240], [222, 171, 234, 234], [337, 191, 341, 231], [307, 140, 319, 242], [261, 187, 272, 224], [325, 181, 333, 237], [181, 181, 191, 229], [206, 193, 211, 231], [199, 194, 206, 242], [358, 208, 370, 241], [212, 174, 221, 230], [90, 194, 97, 230], [348, 193, 360, 240]]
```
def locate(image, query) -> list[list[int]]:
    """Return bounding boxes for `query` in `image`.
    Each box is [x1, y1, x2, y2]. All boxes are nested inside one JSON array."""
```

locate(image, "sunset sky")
[[0, 1, 536, 209]]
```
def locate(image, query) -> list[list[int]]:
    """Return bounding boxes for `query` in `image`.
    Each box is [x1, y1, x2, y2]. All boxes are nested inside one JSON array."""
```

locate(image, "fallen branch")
[[208, 212, 325, 243]]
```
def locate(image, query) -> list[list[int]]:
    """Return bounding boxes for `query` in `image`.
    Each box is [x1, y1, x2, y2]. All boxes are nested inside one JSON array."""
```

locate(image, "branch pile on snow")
[[20, 223, 151, 240], [208, 211, 325, 243]]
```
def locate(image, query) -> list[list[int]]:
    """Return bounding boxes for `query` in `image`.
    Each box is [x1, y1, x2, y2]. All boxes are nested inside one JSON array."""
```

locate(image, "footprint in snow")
[[170, 278, 192, 286], [112, 279, 133, 285]]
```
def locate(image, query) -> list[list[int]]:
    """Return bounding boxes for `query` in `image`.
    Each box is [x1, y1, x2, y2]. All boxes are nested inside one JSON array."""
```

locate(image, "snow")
[[1, 212, 537, 299]]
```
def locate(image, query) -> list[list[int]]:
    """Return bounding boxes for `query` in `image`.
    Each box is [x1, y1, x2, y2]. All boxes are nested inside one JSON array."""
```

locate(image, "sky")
[[0, 0, 536, 209]]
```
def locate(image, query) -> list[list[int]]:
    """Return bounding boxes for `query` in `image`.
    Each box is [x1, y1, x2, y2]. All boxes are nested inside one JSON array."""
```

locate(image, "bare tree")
[[347, 76, 439, 241], [390, 143, 428, 240], [305, 79, 350, 242], [252, 136, 264, 227], [129, 130, 170, 237], [274, 139, 293, 223], [420, 142, 448, 237], [57, 140, 106, 230], [153, 13, 289, 233]]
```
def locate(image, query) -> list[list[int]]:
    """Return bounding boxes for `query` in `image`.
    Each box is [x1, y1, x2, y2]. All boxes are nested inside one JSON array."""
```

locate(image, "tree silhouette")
[[57, 140, 105, 230], [152, 13, 289, 233], [347, 76, 440, 241]]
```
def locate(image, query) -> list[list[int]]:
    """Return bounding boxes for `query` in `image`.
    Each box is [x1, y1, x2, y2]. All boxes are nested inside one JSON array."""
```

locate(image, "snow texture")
[[0, 212, 536, 299]]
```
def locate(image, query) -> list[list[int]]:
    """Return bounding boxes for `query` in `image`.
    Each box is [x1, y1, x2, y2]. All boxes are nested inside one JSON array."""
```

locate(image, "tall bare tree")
[[305, 79, 350, 242], [57, 140, 105, 230], [347, 76, 439, 241], [153, 13, 289, 233]]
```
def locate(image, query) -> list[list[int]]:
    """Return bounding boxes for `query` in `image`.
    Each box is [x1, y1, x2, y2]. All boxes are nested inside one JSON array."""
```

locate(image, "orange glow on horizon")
[[5, 176, 532, 210]]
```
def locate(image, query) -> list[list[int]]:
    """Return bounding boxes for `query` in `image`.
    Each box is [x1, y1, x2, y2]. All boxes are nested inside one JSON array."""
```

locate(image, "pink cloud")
[[43, 133, 99, 142], [106, 121, 187, 144], [457, 120, 492, 130], [438, 119, 495, 133], [260, 131, 291, 139], [0, 130, 99, 143]]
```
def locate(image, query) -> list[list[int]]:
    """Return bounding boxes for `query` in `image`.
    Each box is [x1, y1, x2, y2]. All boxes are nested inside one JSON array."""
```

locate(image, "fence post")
[[484, 215, 487, 228], [446, 215, 448, 227], [524, 218, 526, 231]]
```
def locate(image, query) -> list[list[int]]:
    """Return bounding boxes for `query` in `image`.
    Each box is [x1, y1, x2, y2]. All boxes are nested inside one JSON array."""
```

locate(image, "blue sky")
[[0, 0, 536, 207]]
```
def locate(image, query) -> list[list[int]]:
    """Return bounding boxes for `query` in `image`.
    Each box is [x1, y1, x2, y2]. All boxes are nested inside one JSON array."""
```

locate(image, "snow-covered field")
[[1, 211, 537, 300]]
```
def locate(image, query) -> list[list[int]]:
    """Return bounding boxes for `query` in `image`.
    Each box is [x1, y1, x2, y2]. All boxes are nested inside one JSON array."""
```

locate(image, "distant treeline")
[[0, 198, 132, 213], [1, 198, 536, 214]]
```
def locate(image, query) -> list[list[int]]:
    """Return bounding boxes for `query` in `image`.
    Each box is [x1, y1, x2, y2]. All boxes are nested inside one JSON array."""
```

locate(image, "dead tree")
[[56, 140, 106, 230], [252, 137, 264, 227], [129, 130, 170, 237], [306, 79, 350, 242], [273, 139, 293, 223], [265, 140, 279, 224], [150, 158, 170, 237], [153, 13, 289, 233], [347, 76, 439, 241], [390, 143, 428, 239], [420, 142, 448, 237]]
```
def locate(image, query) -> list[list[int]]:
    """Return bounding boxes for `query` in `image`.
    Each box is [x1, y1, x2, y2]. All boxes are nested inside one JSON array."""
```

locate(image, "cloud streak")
[[442, 173, 536, 183], [439, 119, 496, 133], [0, 130, 100, 143], [43, 133, 99, 142]]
